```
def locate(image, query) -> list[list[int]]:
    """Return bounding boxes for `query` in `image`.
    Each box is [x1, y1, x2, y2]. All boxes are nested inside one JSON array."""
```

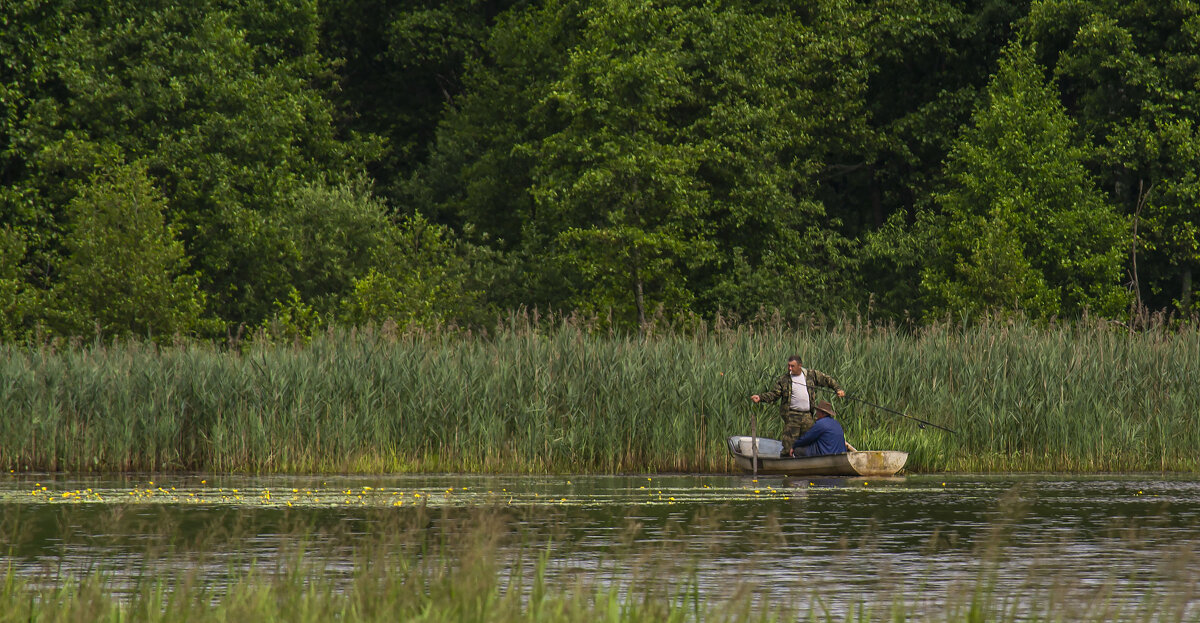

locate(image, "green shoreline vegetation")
[[4, 1, 1200, 352], [2, 504, 1196, 622], [9, 3, 1200, 620], [3, 315, 1198, 474]]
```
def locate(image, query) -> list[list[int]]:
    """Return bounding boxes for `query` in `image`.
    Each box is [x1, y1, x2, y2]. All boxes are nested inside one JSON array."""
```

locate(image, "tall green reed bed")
[[2, 316, 1198, 473]]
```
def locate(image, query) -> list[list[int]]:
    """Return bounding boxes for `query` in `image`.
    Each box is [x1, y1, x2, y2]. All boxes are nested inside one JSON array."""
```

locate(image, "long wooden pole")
[[750, 408, 758, 479]]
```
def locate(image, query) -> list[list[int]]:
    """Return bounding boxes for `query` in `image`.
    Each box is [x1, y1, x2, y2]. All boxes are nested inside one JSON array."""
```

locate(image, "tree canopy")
[[1, 0, 1197, 340], [918, 42, 1127, 320]]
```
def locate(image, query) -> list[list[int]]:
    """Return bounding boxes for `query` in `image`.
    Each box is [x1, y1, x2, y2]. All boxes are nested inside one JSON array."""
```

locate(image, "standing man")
[[751, 355, 845, 457], [792, 401, 856, 457]]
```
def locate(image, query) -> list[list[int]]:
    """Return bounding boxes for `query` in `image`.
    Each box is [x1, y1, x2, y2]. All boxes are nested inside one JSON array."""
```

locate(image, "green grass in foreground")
[[2, 504, 1198, 623], [2, 315, 1199, 473]]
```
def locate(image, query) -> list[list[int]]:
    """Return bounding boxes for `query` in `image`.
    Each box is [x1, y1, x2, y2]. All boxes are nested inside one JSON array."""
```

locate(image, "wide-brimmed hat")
[[814, 400, 836, 417]]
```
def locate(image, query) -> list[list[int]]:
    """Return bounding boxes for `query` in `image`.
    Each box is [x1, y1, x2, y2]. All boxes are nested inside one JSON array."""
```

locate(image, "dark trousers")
[[780, 409, 814, 456]]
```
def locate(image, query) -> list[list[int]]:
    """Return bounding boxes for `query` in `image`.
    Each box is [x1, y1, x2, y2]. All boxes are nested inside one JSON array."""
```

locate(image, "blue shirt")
[[793, 416, 846, 457]]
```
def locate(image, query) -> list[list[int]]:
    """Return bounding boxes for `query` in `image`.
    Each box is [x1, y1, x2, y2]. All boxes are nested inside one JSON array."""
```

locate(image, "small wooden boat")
[[726, 436, 908, 476]]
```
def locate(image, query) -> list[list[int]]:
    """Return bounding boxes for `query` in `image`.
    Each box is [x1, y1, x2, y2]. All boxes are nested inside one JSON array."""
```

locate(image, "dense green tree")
[[838, 0, 1027, 230], [834, 1, 1029, 321], [341, 213, 487, 330], [319, 0, 521, 203], [530, 0, 715, 327], [0, 226, 34, 340], [8, 0, 1200, 337], [918, 42, 1128, 320], [276, 180, 393, 315], [547, 0, 883, 327], [0, 0, 78, 294], [1143, 119, 1200, 312], [47, 160, 205, 338], [1, 0, 377, 329], [1022, 0, 1200, 313], [403, 0, 592, 312], [414, 0, 872, 328]]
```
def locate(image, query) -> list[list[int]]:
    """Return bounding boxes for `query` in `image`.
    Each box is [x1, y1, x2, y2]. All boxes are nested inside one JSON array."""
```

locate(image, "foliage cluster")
[[2, 1, 1200, 338]]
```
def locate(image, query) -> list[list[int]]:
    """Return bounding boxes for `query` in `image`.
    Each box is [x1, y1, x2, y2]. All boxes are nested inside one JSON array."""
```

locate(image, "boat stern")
[[726, 436, 784, 458]]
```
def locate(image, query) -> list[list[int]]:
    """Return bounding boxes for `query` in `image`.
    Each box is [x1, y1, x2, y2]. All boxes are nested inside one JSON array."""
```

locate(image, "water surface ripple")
[[3, 472, 1198, 618]]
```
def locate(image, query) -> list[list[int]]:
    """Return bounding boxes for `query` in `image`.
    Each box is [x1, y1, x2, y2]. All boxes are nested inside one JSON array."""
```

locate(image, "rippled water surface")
[[4, 472, 1199, 617]]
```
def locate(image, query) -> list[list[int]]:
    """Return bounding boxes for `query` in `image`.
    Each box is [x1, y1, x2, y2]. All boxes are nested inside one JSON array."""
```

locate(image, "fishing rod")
[[805, 384, 958, 434]]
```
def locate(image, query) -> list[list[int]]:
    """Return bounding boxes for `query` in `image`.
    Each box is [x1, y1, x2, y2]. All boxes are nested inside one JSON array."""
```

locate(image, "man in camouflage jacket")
[[751, 355, 845, 457]]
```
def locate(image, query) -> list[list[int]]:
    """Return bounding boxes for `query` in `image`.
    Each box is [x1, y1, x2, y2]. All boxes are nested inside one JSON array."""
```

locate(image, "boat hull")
[[726, 436, 908, 476]]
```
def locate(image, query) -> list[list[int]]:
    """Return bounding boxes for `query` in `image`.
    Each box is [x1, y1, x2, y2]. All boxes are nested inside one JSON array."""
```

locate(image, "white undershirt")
[[789, 372, 810, 412]]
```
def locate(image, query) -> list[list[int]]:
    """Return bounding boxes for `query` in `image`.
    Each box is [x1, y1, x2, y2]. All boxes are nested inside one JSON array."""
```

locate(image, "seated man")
[[792, 401, 855, 457]]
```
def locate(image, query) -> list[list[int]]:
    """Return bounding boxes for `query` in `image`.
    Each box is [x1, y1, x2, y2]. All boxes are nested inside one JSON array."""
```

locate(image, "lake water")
[[3, 471, 1199, 618]]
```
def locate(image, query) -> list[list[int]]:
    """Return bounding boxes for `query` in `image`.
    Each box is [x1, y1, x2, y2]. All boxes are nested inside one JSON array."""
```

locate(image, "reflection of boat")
[[726, 436, 908, 476]]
